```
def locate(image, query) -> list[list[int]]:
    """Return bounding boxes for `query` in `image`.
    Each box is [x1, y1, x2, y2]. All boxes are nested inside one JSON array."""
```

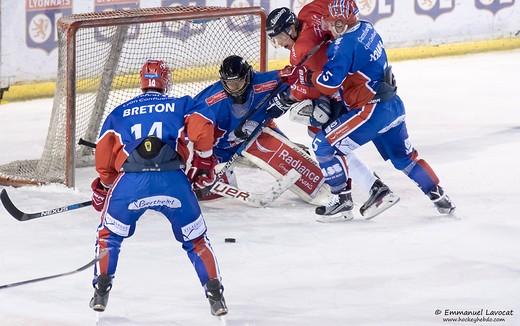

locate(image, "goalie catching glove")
[[187, 151, 218, 189], [289, 95, 333, 127]]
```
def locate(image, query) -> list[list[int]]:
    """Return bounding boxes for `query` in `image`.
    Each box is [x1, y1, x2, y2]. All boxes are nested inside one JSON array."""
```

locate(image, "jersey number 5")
[[131, 122, 163, 139]]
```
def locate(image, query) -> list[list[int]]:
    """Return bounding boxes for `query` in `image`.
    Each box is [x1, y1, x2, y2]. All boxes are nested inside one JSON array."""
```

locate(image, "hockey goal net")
[[0, 6, 266, 187]]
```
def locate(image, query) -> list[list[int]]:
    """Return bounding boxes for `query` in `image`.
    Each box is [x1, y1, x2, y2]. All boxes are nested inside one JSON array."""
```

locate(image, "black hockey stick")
[[78, 137, 96, 148], [0, 250, 107, 290], [0, 189, 92, 221]]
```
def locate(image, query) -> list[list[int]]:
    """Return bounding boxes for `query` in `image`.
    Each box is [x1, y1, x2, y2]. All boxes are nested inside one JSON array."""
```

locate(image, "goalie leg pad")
[[242, 128, 326, 203]]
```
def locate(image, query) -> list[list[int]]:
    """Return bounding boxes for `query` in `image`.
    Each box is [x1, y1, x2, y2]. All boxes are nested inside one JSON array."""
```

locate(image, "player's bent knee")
[[312, 132, 335, 162]]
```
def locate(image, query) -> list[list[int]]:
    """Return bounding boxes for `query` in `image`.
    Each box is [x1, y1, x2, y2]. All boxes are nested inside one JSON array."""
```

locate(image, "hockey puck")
[[224, 238, 236, 243]]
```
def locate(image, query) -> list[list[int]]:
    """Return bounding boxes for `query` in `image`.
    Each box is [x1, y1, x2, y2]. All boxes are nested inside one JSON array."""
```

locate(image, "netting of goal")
[[0, 6, 267, 187]]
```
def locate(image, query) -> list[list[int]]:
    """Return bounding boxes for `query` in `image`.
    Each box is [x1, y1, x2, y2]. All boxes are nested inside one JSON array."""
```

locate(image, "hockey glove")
[[279, 65, 312, 85], [289, 82, 321, 102], [230, 119, 260, 144], [266, 88, 295, 118], [91, 177, 109, 212], [187, 152, 218, 189], [310, 96, 333, 126]]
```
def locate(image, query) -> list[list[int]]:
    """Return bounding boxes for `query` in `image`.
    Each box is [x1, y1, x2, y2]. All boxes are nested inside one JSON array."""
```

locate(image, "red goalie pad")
[[243, 128, 325, 201]]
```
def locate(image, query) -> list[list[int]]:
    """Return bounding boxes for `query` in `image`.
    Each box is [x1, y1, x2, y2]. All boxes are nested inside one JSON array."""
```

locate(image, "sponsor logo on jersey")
[[128, 195, 181, 210], [358, 0, 394, 24], [369, 40, 384, 62], [104, 213, 131, 236], [253, 80, 278, 93], [181, 214, 206, 241], [25, 0, 72, 53], [205, 90, 228, 106], [475, 0, 514, 14], [415, 0, 455, 20]]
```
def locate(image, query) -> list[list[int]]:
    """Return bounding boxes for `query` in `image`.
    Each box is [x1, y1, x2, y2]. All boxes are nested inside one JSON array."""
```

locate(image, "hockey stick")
[[78, 138, 297, 207], [0, 250, 107, 290], [0, 189, 92, 221], [208, 168, 301, 207]]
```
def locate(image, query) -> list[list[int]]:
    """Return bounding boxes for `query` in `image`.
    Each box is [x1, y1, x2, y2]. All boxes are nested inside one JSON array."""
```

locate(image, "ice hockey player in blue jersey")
[[192, 55, 331, 205], [89, 59, 227, 316], [280, 0, 456, 220], [193, 55, 282, 162]]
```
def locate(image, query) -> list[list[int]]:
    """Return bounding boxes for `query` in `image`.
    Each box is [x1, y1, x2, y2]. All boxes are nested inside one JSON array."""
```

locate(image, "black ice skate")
[[428, 185, 456, 215], [359, 179, 400, 219], [205, 279, 228, 316], [89, 274, 112, 312], [315, 189, 354, 222]]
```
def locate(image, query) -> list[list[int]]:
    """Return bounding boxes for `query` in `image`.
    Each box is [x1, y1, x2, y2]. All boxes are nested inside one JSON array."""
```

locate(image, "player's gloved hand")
[[279, 65, 313, 85], [310, 96, 333, 126], [278, 65, 297, 83], [289, 82, 321, 102], [230, 120, 260, 144], [91, 177, 109, 212], [187, 152, 218, 189], [266, 88, 295, 118]]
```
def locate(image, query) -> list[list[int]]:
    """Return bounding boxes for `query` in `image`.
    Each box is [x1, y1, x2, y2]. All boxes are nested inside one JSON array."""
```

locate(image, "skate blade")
[[361, 193, 400, 220], [437, 206, 456, 215], [212, 307, 228, 316], [90, 302, 106, 312], [316, 211, 354, 223]]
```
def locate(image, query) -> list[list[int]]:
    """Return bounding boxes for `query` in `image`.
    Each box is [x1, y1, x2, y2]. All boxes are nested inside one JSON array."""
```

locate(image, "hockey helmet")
[[323, 0, 359, 36], [219, 55, 252, 103], [140, 59, 171, 93], [266, 7, 298, 48]]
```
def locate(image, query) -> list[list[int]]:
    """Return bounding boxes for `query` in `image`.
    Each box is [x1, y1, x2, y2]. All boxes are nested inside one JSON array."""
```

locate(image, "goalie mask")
[[219, 55, 252, 104], [140, 59, 171, 93]]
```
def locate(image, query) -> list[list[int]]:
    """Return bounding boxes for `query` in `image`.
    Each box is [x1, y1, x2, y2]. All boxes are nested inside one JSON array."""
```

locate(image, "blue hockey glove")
[[266, 88, 294, 118]]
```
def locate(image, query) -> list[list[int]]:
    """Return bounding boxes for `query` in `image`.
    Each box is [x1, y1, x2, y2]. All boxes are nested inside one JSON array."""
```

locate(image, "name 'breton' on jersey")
[[122, 102, 175, 117], [96, 92, 215, 186]]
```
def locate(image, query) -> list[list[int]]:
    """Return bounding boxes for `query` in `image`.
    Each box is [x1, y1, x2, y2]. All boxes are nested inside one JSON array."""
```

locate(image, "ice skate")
[[205, 279, 228, 316], [428, 185, 456, 215], [315, 189, 354, 222], [359, 179, 400, 219], [89, 274, 112, 312]]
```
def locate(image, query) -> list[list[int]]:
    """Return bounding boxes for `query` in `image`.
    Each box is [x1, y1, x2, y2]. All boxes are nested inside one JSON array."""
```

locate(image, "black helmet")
[[266, 7, 297, 38], [219, 55, 252, 104]]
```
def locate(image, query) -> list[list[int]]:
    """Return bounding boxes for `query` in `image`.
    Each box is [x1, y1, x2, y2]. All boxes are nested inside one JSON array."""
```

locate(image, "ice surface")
[[0, 50, 519, 326]]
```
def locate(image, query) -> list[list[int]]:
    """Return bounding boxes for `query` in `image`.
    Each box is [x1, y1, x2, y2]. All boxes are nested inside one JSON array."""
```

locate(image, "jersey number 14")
[[131, 122, 163, 139]]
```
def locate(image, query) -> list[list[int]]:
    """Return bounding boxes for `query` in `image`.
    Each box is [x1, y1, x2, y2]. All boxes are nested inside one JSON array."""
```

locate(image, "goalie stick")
[[0, 250, 107, 290], [0, 189, 92, 221], [78, 138, 298, 207]]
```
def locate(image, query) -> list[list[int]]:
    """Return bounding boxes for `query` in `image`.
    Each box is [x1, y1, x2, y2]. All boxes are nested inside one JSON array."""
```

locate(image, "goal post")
[[0, 6, 267, 187]]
